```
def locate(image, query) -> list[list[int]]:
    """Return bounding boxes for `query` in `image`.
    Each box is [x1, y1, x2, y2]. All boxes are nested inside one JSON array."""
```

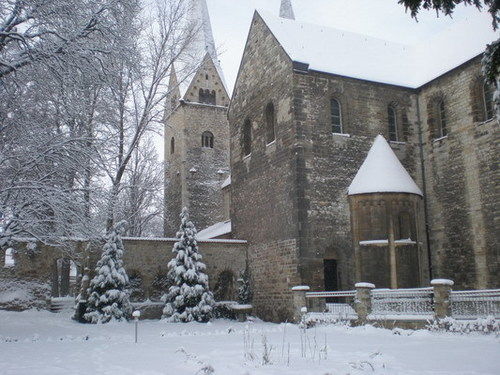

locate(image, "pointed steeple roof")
[[165, 65, 181, 118], [279, 0, 295, 20], [348, 135, 423, 196], [186, 0, 227, 94]]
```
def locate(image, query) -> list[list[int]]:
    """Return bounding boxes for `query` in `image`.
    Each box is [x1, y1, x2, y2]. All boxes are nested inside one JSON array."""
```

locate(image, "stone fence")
[[291, 279, 500, 328]]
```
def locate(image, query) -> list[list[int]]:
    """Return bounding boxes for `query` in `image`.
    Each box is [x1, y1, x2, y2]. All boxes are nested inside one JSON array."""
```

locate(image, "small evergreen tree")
[[83, 221, 132, 323], [237, 267, 252, 305], [162, 208, 214, 322]]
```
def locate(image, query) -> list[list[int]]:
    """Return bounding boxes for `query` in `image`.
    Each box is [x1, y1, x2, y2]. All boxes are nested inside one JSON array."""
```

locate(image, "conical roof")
[[348, 135, 423, 196]]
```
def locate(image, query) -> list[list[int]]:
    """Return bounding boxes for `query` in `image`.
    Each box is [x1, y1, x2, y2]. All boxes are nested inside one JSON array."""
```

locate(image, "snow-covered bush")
[[428, 316, 499, 334], [83, 221, 132, 323], [0, 278, 50, 311], [162, 208, 214, 322]]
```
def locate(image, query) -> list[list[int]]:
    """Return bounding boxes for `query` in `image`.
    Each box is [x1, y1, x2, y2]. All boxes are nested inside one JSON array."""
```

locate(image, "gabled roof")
[[348, 135, 423, 196], [258, 10, 497, 88]]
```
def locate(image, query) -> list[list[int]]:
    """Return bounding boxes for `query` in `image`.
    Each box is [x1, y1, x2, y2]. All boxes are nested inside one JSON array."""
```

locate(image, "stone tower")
[[163, 0, 230, 236]]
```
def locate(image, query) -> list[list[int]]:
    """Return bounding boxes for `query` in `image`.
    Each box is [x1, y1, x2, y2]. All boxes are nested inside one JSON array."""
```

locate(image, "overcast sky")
[[208, 0, 495, 93]]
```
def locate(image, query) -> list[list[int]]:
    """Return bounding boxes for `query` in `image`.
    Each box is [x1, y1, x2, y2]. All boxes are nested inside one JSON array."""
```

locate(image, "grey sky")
[[208, 0, 495, 93]]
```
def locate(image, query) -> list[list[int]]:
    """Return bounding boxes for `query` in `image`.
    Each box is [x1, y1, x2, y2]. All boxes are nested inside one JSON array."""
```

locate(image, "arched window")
[[4, 248, 15, 267], [202, 131, 214, 148], [198, 88, 205, 103], [243, 119, 252, 156], [437, 99, 447, 138], [199, 88, 216, 105], [265, 102, 276, 144], [388, 105, 398, 141], [170, 137, 175, 154], [331, 99, 342, 133], [483, 82, 495, 121]]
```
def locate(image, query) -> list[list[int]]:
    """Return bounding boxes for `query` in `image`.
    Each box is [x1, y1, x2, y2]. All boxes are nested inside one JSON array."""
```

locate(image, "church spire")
[[279, 0, 295, 20], [189, 0, 217, 61]]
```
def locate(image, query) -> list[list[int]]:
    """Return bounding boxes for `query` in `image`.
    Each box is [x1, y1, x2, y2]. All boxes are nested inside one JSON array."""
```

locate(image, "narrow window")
[[4, 248, 15, 267], [170, 137, 175, 154], [331, 99, 342, 133], [201, 131, 214, 148], [265, 102, 276, 144], [437, 99, 447, 137], [210, 90, 216, 105], [388, 105, 398, 141], [198, 88, 205, 103], [483, 82, 495, 121], [243, 119, 252, 156]]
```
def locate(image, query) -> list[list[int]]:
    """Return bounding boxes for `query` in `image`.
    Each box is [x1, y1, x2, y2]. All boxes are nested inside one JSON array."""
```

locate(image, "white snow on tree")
[[83, 221, 132, 323], [162, 208, 214, 322], [237, 267, 252, 305]]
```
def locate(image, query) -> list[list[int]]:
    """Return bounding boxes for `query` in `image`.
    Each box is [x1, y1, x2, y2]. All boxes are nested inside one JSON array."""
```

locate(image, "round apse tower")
[[348, 135, 428, 289]]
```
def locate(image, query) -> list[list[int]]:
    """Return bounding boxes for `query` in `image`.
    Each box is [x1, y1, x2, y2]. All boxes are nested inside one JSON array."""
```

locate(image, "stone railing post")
[[354, 282, 375, 324], [431, 279, 454, 320], [291, 285, 310, 323]]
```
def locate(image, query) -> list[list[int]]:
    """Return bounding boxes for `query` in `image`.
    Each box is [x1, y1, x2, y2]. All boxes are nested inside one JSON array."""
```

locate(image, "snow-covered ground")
[[0, 310, 499, 375]]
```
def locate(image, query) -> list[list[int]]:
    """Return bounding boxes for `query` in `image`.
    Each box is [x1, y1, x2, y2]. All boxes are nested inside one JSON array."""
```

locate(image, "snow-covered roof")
[[196, 220, 232, 239], [221, 175, 231, 189], [348, 135, 423, 196], [258, 11, 497, 88]]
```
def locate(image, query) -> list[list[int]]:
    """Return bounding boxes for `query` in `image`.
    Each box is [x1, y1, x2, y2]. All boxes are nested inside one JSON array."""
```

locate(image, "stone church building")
[[164, 0, 498, 321]]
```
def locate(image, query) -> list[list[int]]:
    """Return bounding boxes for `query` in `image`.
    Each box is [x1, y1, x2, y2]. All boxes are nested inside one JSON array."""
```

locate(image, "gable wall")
[[228, 13, 302, 321]]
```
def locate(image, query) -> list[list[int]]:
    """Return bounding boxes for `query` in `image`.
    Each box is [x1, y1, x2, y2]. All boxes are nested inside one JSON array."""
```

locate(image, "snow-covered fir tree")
[[162, 208, 214, 322], [83, 221, 132, 323], [237, 267, 252, 305]]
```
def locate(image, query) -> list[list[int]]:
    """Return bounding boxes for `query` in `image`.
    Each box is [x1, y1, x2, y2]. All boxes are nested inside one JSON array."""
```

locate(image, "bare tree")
[[97, 0, 200, 232]]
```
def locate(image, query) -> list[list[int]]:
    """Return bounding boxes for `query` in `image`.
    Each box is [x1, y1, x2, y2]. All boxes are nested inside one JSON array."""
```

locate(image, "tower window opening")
[[202, 131, 214, 148], [170, 137, 175, 154]]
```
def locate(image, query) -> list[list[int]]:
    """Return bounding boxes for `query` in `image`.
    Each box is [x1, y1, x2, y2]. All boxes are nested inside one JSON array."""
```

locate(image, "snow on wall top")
[[221, 175, 231, 189], [197, 220, 232, 239], [258, 10, 497, 88], [348, 135, 423, 196]]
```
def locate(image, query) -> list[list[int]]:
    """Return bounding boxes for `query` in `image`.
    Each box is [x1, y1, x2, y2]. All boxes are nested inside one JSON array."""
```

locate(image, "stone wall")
[[0, 238, 247, 305], [349, 192, 429, 288], [417, 56, 499, 289], [294, 69, 423, 291]]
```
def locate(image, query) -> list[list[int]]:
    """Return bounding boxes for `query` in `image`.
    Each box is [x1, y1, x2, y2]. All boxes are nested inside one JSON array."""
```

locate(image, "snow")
[[197, 220, 232, 239], [258, 11, 497, 88], [1, 309, 499, 374], [431, 279, 455, 286], [359, 239, 417, 246], [355, 282, 376, 289], [348, 135, 423, 196], [291, 286, 310, 291], [359, 239, 389, 246], [221, 175, 231, 189]]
